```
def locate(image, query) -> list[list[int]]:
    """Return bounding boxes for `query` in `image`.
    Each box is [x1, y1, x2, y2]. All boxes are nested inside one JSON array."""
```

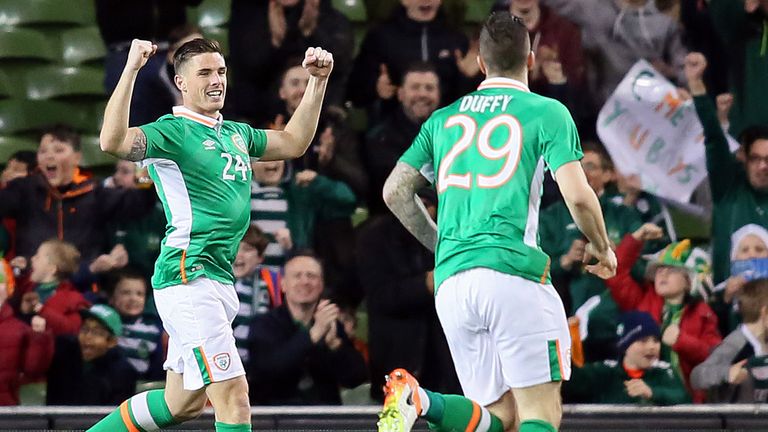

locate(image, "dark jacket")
[[95, 0, 202, 45], [357, 215, 461, 401], [363, 108, 423, 215], [0, 170, 156, 263], [0, 302, 53, 406], [247, 305, 367, 405], [46, 336, 137, 405], [348, 6, 469, 119], [228, 0, 353, 122]]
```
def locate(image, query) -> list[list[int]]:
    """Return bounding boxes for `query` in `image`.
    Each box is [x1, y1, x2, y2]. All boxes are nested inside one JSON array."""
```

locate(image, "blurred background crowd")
[[1, 0, 768, 408]]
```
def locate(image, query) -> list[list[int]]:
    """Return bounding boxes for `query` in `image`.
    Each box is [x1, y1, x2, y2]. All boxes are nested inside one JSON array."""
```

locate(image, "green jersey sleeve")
[[241, 124, 267, 158], [540, 101, 582, 174], [399, 117, 436, 183], [139, 116, 184, 160]]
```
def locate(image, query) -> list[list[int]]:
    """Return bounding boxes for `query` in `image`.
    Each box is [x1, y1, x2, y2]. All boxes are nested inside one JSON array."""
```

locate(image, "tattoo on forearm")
[[125, 130, 147, 161], [383, 163, 437, 251]]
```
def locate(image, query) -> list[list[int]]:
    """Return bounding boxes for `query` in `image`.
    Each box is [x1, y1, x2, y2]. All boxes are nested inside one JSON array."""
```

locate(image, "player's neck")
[[182, 103, 221, 120], [486, 73, 529, 86]]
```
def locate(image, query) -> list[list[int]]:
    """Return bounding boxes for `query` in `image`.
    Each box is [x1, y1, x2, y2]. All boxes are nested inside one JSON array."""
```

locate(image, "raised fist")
[[126, 39, 158, 72]]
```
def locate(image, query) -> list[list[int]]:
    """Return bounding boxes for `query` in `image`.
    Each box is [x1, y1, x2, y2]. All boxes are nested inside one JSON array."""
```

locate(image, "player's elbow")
[[382, 176, 401, 209]]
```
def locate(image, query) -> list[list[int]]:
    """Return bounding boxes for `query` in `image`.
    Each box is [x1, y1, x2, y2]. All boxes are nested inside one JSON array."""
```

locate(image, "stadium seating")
[[465, 0, 494, 23], [0, 0, 94, 27], [0, 99, 93, 136], [196, 0, 231, 28], [203, 26, 229, 57], [0, 27, 55, 62], [58, 26, 107, 66], [0, 135, 36, 162], [24, 65, 105, 101], [79, 134, 117, 167], [332, 0, 367, 22]]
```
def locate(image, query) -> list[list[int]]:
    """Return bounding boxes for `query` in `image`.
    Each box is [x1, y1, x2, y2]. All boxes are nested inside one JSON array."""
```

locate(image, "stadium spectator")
[[97, 0, 203, 94], [46, 304, 137, 405], [707, 0, 768, 135], [108, 270, 165, 380], [232, 225, 282, 367], [492, 0, 587, 123], [357, 189, 461, 401], [542, 0, 687, 116], [540, 143, 642, 360], [247, 254, 367, 405], [363, 62, 440, 216], [250, 159, 356, 270], [125, 25, 205, 126], [691, 278, 768, 402], [607, 231, 722, 400], [1, 151, 36, 188], [9, 239, 90, 336], [678, 0, 729, 98], [338, 303, 368, 365], [0, 126, 156, 275], [104, 160, 166, 286], [228, 0, 353, 123], [348, 0, 471, 123], [564, 311, 690, 404], [687, 51, 768, 318], [0, 273, 53, 406]]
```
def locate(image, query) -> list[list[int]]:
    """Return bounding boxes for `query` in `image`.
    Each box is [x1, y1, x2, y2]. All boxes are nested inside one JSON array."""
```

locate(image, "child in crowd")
[[232, 225, 282, 366], [46, 304, 137, 405], [564, 311, 690, 405], [692, 279, 768, 402], [607, 225, 722, 400], [0, 270, 53, 405], [108, 270, 165, 380], [10, 239, 90, 335]]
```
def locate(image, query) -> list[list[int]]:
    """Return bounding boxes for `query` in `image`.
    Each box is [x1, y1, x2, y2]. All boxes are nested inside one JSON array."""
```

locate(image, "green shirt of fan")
[[400, 78, 582, 290], [139, 106, 267, 289]]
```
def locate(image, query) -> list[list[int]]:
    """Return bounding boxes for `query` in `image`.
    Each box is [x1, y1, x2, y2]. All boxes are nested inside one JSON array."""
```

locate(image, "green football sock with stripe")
[[519, 419, 557, 432], [215, 422, 252, 431], [420, 389, 503, 432], [87, 390, 179, 432]]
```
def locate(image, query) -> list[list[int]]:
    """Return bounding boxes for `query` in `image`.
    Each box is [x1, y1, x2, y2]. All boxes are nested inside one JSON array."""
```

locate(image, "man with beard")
[[364, 62, 441, 216]]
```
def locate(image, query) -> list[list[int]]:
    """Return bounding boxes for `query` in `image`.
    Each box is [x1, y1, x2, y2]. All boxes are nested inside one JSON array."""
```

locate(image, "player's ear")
[[527, 51, 535, 72], [478, 55, 487, 76], [174, 74, 185, 93]]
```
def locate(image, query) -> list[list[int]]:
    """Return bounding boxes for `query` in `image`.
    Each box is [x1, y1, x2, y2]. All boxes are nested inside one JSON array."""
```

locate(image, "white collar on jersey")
[[172, 106, 224, 129], [477, 77, 530, 92]]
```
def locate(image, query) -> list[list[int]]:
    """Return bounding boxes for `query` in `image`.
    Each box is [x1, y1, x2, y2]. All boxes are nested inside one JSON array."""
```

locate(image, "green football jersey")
[[140, 106, 267, 289], [400, 78, 582, 289]]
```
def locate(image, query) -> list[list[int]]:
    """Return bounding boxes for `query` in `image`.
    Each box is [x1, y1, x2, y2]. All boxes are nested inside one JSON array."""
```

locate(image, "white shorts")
[[435, 268, 571, 405], [154, 277, 245, 390]]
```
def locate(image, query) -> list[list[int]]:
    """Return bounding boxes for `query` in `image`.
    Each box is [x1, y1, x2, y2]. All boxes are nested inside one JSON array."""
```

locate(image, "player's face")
[[234, 241, 263, 279], [252, 160, 286, 186], [113, 160, 137, 189], [110, 278, 146, 318], [746, 139, 768, 192], [654, 266, 689, 300], [279, 66, 309, 115], [1, 158, 29, 185], [177, 52, 227, 117], [624, 336, 660, 370], [734, 234, 768, 261], [78, 318, 117, 361], [37, 134, 80, 188], [282, 256, 324, 306], [398, 71, 440, 123], [401, 0, 441, 22], [580, 151, 612, 195]]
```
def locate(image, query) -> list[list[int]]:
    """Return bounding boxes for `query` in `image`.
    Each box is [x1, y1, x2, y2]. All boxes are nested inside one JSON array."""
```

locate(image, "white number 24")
[[438, 114, 523, 193], [221, 153, 249, 181]]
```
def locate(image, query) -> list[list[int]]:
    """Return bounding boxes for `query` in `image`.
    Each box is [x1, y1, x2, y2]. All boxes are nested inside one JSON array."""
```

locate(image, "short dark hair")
[[168, 24, 203, 50], [173, 38, 222, 74], [582, 140, 614, 171], [40, 124, 81, 152], [285, 249, 324, 275], [8, 150, 36, 172], [479, 11, 530, 76], [241, 225, 270, 256], [738, 279, 768, 323], [739, 125, 768, 155], [397, 61, 440, 86]]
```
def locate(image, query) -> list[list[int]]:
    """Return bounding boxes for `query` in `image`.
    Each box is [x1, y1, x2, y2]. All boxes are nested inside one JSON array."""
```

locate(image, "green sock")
[[215, 422, 252, 431], [422, 390, 503, 432], [520, 419, 556, 432], [87, 390, 178, 432]]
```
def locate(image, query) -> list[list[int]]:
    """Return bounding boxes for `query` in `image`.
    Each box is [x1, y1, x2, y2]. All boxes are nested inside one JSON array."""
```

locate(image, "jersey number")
[[221, 153, 249, 181], [438, 114, 523, 193]]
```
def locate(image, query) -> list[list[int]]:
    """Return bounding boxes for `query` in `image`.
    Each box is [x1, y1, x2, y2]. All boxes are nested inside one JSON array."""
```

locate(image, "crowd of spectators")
[[1, 0, 768, 407]]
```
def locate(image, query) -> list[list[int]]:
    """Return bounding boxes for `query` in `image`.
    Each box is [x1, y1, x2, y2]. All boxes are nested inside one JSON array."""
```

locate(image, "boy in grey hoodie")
[[542, 0, 687, 107]]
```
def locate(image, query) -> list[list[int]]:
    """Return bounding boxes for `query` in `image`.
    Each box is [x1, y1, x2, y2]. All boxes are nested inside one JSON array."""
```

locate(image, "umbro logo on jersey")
[[203, 140, 216, 150]]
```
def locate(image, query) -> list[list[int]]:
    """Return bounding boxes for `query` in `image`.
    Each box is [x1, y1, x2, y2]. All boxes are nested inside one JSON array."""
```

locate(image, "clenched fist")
[[302, 46, 334, 79], [125, 39, 158, 72]]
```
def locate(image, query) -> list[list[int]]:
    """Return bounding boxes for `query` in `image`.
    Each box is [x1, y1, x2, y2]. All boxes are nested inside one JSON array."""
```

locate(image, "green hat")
[[81, 304, 123, 336], [645, 239, 713, 301]]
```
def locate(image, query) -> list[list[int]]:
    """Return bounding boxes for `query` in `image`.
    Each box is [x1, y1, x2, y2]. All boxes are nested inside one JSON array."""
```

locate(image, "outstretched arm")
[[262, 47, 334, 160], [100, 39, 157, 160], [382, 162, 436, 251]]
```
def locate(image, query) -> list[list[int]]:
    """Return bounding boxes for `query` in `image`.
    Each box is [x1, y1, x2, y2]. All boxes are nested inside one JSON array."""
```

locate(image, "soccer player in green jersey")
[[378, 12, 617, 432], [88, 38, 333, 432]]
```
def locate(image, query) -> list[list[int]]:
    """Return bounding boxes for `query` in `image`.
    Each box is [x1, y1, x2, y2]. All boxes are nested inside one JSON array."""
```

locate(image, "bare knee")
[[511, 382, 563, 427], [206, 376, 250, 423], [486, 391, 518, 431], [169, 394, 207, 422]]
